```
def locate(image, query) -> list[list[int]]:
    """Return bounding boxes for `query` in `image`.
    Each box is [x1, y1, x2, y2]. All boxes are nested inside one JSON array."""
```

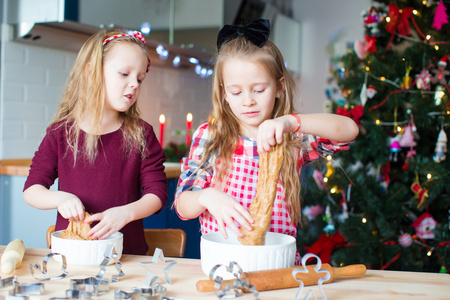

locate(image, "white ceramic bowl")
[[51, 230, 123, 266], [200, 230, 296, 279]]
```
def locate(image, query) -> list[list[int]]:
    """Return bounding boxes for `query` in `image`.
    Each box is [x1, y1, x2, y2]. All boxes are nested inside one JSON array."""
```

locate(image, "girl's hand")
[[57, 192, 85, 222], [85, 207, 129, 240], [199, 188, 254, 239], [257, 115, 293, 155]]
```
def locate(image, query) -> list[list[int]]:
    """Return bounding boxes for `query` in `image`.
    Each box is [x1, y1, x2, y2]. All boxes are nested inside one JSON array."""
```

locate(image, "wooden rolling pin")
[[1, 239, 25, 275], [196, 263, 366, 293]]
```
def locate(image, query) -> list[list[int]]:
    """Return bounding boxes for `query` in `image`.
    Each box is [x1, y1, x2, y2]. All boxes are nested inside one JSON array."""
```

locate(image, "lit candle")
[[159, 114, 165, 147], [186, 113, 193, 146]]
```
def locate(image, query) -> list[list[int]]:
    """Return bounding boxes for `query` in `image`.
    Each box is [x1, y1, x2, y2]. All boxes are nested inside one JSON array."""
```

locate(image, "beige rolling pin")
[[1, 239, 25, 275], [196, 263, 366, 293]]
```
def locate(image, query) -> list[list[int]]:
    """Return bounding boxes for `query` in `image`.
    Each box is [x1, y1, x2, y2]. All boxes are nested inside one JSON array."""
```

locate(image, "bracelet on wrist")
[[290, 114, 301, 133]]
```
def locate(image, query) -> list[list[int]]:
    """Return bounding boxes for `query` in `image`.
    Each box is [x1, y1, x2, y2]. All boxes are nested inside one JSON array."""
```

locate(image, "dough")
[[60, 212, 96, 240], [238, 144, 284, 245]]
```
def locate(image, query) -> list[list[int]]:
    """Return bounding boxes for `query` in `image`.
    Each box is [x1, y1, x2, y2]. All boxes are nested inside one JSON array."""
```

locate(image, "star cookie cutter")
[[114, 284, 167, 300], [139, 248, 177, 286], [209, 261, 259, 299], [292, 253, 330, 300], [29, 252, 68, 281]]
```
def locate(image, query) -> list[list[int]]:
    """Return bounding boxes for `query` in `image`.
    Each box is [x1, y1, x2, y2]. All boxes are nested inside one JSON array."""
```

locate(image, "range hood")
[[10, 20, 214, 69], [7, 0, 215, 69], [11, 20, 97, 53]]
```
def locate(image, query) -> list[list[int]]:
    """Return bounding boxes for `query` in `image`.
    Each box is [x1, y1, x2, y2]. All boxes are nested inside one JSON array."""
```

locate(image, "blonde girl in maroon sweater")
[[23, 29, 167, 255]]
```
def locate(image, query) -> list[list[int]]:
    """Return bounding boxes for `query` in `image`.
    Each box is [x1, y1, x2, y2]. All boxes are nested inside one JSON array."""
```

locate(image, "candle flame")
[[159, 114, 165, 123], [187, 113, 193, 122]]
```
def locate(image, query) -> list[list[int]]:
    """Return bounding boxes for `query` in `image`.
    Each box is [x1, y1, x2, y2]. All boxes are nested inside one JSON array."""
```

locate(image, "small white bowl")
[[51, 230, 123, 266], [200, 230, 296, 279]]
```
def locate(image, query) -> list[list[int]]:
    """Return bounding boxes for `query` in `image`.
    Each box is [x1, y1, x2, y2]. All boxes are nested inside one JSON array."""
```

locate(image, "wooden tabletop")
[[0, 159, 181, 178], [0, 246, 449, 299]]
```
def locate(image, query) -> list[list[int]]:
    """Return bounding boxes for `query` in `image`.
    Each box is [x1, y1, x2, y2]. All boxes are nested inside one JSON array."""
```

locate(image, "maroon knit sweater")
[[24, 120, 168, 255]]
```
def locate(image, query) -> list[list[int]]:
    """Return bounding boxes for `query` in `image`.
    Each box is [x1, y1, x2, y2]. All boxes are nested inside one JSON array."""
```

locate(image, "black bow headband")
[[217, 18, 270, 51]]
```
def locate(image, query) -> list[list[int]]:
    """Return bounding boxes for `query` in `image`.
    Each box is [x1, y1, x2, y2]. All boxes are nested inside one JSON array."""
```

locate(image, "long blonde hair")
[[48, 28, 149, 163], [198, 36, 302, 224]]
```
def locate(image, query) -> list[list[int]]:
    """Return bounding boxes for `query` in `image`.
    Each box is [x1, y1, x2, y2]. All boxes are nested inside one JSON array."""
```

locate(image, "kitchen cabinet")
[[0, 174, 56, 249]]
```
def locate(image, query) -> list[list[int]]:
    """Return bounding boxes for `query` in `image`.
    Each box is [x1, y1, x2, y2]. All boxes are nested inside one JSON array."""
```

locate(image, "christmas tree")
[[297, 0, 450, 273]]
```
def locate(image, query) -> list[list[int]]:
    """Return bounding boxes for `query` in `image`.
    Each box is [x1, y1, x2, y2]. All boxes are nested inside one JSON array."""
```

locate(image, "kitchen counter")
[[0, 246, 449, 299], [0, 159, 181, 178]]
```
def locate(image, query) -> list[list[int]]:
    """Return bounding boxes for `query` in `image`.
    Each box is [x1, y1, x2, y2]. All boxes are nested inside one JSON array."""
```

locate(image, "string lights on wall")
[[138, 22, 214, 79]]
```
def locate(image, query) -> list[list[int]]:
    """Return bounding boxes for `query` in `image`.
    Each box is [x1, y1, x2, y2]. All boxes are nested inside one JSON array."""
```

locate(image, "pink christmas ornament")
[[303, 205, 324, 221], [433, 1, 448, 31], [354, 39, 368, 60], [389, 140, 401, 161], [313, 169, 326, 190], [399, 125, 417, 148], [398, 233, 413, 247]]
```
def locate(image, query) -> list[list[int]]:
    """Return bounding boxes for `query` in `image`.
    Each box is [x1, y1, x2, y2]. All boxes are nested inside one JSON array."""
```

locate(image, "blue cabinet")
[[143, 178, 201, 259]]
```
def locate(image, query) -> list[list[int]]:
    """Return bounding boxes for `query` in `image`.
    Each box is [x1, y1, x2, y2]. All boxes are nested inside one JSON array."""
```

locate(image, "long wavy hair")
[[196, 36, 302, 224], [47, 28, 149, 163]]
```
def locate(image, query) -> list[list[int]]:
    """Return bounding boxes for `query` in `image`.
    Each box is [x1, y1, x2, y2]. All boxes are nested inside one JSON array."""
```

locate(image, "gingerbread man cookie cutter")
[[292, 253, 331, 300]]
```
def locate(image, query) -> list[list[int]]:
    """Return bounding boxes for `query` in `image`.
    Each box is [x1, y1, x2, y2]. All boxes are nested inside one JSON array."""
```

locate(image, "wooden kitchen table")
[[0, 246, 449, 299]]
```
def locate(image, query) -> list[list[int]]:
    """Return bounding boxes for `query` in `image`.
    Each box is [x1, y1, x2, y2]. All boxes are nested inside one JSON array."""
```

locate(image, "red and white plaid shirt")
[[175, 123, 350, 262]]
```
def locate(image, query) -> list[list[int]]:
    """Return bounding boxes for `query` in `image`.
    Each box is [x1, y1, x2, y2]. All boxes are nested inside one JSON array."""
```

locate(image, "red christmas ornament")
[[336, 105, 364, 125], [305, 231, 348, 264]]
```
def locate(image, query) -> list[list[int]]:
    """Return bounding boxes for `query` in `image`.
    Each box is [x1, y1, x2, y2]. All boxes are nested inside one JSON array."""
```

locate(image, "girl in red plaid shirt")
[[175, 19, 359, 262]]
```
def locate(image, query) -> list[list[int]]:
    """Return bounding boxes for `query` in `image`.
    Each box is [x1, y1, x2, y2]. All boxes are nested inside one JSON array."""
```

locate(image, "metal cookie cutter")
[[209, 261, 259, 299], [292, 253, 331, 300], [139, 248, 177, 286], [48, 290, 93, 300], [114, 284, 167, 300], [0, 276, 17, 288], [29, 252, 68, 281], [95, 244, 124, 283], [10, 281, 45, 297], [70, 277, 109, 296]]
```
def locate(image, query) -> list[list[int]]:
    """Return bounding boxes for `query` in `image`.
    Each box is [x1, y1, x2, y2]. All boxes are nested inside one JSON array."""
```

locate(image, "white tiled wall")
[[0, 39, 213, 159]]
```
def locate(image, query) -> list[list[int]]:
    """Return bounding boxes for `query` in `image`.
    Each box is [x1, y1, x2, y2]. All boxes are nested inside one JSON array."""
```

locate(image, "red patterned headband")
[[103, 31, 150, 73]]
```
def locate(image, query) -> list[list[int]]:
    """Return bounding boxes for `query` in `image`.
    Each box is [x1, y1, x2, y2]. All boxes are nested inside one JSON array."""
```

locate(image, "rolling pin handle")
[[332, 264, 367, 278]]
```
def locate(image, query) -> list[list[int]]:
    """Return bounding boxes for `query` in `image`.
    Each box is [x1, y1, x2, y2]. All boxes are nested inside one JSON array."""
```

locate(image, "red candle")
[[186, 113, 193, 146], [159, 114, 165, 147]]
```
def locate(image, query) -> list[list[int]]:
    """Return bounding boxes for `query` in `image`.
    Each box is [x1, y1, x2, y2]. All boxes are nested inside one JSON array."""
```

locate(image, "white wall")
[[293, 0, 370, 113]]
